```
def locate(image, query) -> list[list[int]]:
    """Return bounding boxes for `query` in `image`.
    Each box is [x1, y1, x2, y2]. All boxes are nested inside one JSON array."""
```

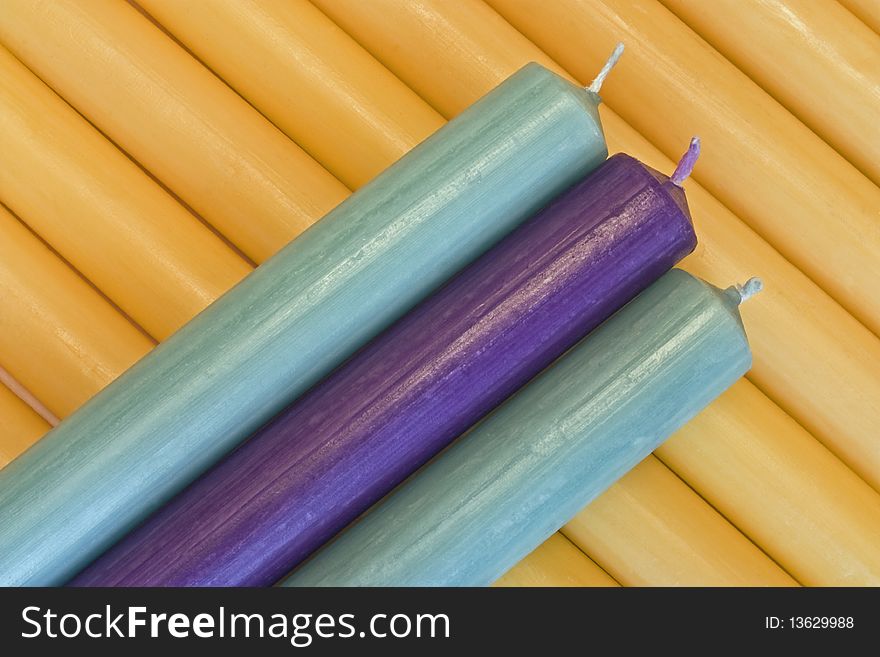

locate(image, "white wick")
[[587, 43, 625, 94], [735, 277, 763, 303]]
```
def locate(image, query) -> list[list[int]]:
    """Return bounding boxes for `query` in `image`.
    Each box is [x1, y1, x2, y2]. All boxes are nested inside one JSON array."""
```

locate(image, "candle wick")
[[587, 42, 625, 94], [670, 137, 701, 186], [734, 277, 763, 304]]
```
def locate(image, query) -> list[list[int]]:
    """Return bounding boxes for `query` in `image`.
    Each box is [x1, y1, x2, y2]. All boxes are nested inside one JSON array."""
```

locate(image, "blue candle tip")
[[736, 277, 763, 303]]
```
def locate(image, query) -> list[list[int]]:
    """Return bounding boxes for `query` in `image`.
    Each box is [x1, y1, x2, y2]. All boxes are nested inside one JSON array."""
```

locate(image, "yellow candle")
[[137, 0, 445, 189], [657, 380, 880, 585], [0, 206, 153, 417], [839, 0, 880, 34], [0, 383, 49, 468], [564, 458, 798, 586], [487, 0, 880, 338], [0, 0, 349, 263], [312, 0, 880, 489], [0, 47, 251, 341], [494, 534, 618, 587], [661, 0, 880, 186]]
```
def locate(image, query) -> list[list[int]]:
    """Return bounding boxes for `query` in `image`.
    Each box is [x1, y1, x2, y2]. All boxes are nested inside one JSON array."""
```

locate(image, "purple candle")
[[71, 149, 698, 586]]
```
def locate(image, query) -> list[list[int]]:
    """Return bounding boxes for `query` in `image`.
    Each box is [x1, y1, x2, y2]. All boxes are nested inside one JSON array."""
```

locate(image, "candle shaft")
[[0, 47, 251, 341], [137, 0, 445, 189], [564, 456, 797, 586], [72, 153, 693, 586], [0, 384, 50, 469], [657, 379, 880, 585], [0, 205, 153, 417], [838, 0, 880, 34], [661, 0, 880, 186], [0, 0, 349, 263], [285, 270, 753, 586], [0, 63, 608, 585], [494, 535, 618, 587]]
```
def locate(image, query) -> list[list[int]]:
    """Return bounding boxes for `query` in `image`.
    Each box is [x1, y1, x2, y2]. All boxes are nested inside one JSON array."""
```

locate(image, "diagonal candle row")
[[0, 62, 609, 586], [285, 269, 756, 586], [72, 150, 697, 586]]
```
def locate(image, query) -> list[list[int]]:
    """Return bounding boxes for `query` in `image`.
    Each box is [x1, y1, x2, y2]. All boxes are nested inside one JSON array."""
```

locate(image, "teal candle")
[[0, 62, 609, 585], [284, 270, 759, 587]]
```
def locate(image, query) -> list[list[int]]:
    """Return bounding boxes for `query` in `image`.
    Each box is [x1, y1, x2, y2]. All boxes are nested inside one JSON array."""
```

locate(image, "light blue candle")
[[284, 270, 759, 587], [0, 63, 609, 585]]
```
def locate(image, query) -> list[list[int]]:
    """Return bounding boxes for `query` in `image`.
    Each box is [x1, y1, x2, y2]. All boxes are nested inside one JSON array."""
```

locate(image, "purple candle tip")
[[670, 137, 701, 186], [587, 43, 625, 94]]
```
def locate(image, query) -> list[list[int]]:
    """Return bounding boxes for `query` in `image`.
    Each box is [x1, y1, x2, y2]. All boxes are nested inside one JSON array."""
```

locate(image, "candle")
[[0, 205, 153, 418], [565, 457, 796, 585], [488, 0, 880, 338], [314, 0, 880, 572], [0, 0, 349, 263], [0, 47, 251, 342], [0, 61, 610, 585], [657, 380, 880, 585], [495, 535, 618, 587], [661, 0, 880, 186], [838, 0, 880, 34], [72, 149, 695, 586], [284, 270, 756, 587], [137, 0, 446, 189], [0, 385, 49, 469]]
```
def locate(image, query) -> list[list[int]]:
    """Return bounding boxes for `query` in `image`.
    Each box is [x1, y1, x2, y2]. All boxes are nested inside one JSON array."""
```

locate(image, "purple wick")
[[671, 137, 701, 186]]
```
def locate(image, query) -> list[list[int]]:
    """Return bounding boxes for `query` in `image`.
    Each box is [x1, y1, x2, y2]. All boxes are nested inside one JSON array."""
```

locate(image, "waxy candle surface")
[[0, 0, 349, 263], [0, 384, 49, 469], [0, 63, 608, 585], [285, 270, 753, 586], [72, 154, 695, 586], [0, 47, 250, 343], [0, 205, 153, 417]]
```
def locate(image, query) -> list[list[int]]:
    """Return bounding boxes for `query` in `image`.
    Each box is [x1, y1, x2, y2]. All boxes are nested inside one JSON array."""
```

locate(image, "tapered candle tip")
[[735, 277, 763, 304], [670, 137, 701, 186], [587, 43, 625, 94]]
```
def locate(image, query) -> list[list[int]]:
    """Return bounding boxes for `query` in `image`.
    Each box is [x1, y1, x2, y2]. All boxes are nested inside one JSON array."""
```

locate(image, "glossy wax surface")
[[0, 63, 607, 585], [285, 270, 752, 586], [72, 155, 694, 586], [0, 47, 250, 342], [138, 0, 446, 189], [661, 0, 880, 185], [0, 205, 153, 417], [0, 0, 349, 263], [0, 385, 49, 469]]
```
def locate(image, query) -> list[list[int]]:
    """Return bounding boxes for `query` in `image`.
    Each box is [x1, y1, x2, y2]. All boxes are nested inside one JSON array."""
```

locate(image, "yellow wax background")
[[0, 383, 50, 468], [137, 0, 445, 189], [839, 0, 880, 34], [564, 458, 798, 587], [494, 535, 618, 587], [661, 0, 880, 186], [0, 205, 152, 418], [0, 46, 251, 341], [657, 380, 880, 586], [488, 0, 880, 339], [312, 0, 880, 493], [0, 0, 349, 264]]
